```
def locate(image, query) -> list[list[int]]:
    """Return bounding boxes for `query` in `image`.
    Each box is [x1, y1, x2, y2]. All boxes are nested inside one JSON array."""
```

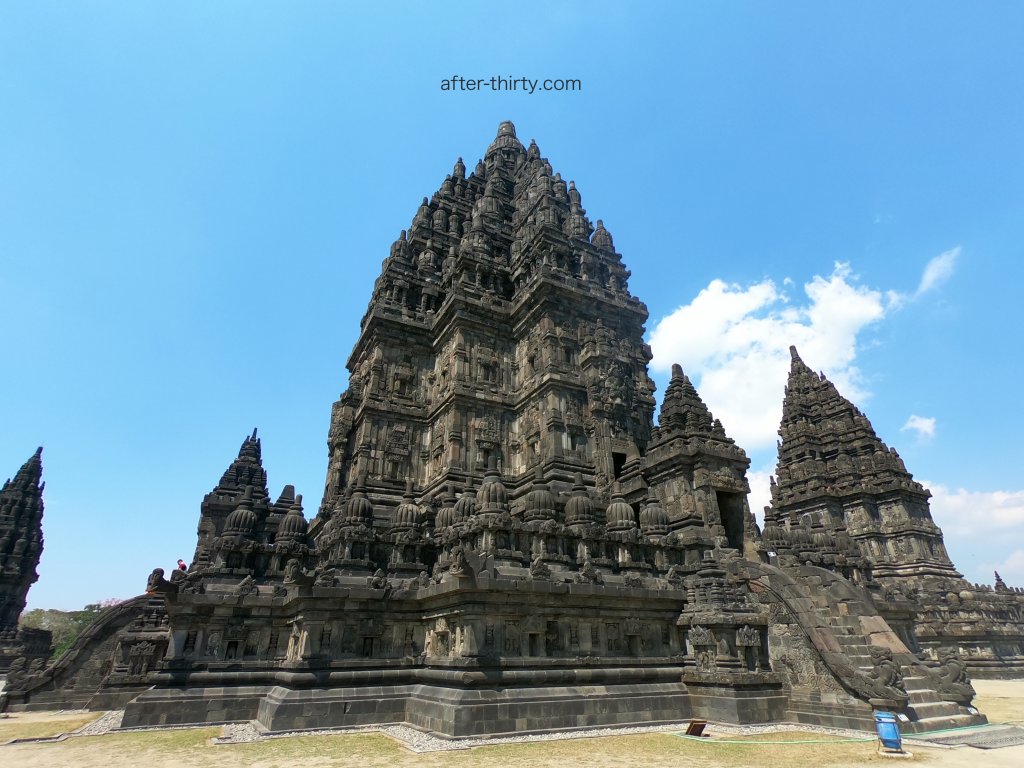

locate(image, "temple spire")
[[654, 364, 724, 439], [0, 448, 46, 641], [485, 120, 525, 170], [215, 428, 269, 499], [778, 348, 887, 458], [772, 347, 959, 581]]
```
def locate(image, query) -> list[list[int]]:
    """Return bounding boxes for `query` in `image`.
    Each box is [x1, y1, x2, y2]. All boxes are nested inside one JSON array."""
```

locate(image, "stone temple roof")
[[771, 345, 926, 508]]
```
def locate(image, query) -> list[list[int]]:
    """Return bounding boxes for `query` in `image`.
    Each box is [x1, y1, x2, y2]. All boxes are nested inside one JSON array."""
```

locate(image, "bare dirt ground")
[[0, 678, 1021, 768]]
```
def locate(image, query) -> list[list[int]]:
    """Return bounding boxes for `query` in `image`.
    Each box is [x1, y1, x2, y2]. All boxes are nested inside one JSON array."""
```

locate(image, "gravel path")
[[208, 718, 877, 752]]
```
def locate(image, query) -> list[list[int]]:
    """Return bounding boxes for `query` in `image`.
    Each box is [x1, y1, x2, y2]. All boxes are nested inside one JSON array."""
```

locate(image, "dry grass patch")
[[2, 727, 221, 768], [421, 732, 885, 768], [0, 711, 101, 741], [0, 728, 896, 768], [974, 679, 1024, 725]]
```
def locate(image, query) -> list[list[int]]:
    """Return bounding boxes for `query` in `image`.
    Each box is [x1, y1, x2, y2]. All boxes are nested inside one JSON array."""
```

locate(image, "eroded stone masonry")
[[4, 122, 1024, 736]]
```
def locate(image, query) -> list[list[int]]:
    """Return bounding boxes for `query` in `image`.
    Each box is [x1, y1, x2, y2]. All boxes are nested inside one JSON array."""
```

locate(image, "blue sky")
[[2, 2, 1022, 610]]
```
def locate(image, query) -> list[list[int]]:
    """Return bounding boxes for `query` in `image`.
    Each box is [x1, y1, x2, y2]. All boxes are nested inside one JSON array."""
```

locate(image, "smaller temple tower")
[[0, 448, 50, 672], [191, 429, 308, 582], [767, 346, 960, 586], [645, 364, 759, 557], [191, 429, 270, 569]]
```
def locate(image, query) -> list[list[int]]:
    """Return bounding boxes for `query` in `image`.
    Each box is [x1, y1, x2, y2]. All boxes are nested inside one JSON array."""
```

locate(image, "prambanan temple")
[[4, 122, 1024, 736]]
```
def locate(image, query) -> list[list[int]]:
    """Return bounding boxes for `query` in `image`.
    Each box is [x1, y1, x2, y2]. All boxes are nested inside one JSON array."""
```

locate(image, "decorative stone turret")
[[639, 493, 669, 538], [604, 491, 637, 533], [522, 468, 557, 523], [477, 464, 510, 516], [277, 495, 309, 544], [434, 484, 459, 530], [392, 481, 421, 534], [223, 486, 258, 539], [216, 429, 268, 499], [452, 483, 477, 522], [341, 476, 374, 527], [564, 473, 596, 527]]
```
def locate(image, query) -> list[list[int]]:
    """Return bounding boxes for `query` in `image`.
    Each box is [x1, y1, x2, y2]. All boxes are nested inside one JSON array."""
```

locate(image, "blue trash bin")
[[874, 711, 902, 751]]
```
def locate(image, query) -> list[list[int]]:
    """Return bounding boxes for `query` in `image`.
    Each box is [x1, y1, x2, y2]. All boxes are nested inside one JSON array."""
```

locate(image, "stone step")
[[907, 700, 968, 719], [902, 712, 988, 735], [840, 643, 869, 651], [835, 633, 867, 644]]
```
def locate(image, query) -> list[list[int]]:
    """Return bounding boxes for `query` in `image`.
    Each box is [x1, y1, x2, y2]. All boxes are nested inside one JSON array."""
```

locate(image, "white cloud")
[[915, 246, 959, 297], [648, 261, 888, 451], [989, 550, 1024, 585], [648, 250, 960, 453], [926, 483, 1024, 537], [900, 414, 936, 440], [745, 467, 774, 528], [926, 483, 1024, 587]]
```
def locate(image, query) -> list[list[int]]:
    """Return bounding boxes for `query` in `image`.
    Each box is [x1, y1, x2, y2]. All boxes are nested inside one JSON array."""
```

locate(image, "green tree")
[[20, 599, 124, 659]]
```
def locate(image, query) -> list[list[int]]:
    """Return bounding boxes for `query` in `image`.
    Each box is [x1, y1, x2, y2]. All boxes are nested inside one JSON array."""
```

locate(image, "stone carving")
[[5, 656, 28, 687], [313, 568, 337, 588], [235, 575, 258, 595], [688, 625, 714, 648], [736, 625, 760, 646], [529, 556, 552, 581], [206, 631, 223, 659], [177, 572, 206, 595], [933, 649, 976, 702], [695, 648, 717, 672], [449, 547, 469, 577], [146, 568, 177, 595], [128, 641, 157, 676], [574, 559, 604, 584], [283, 558, 312, 586], [664, 565, 685, 586], [368, 569, 393, 594], [623, 573, 643, 589], [865, 646, 908, 702]]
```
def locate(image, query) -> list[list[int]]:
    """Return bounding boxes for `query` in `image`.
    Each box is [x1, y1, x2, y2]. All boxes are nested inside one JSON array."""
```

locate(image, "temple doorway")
[[716, 491, 745, 550]]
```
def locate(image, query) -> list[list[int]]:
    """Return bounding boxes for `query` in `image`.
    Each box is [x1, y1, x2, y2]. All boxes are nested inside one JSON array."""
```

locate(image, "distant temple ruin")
[[3, 122, 1023, 736], [0, 448, 51, 676]]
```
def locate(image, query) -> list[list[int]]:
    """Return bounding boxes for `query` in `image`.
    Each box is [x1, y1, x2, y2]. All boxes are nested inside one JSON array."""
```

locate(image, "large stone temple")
[[3, 122, 1024, 736]]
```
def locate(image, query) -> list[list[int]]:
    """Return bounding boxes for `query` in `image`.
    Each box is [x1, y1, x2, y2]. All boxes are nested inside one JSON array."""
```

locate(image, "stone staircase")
[[807, 568, 986, 733], [831, 617, 982, 733], [744, 561, 987, 734]]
